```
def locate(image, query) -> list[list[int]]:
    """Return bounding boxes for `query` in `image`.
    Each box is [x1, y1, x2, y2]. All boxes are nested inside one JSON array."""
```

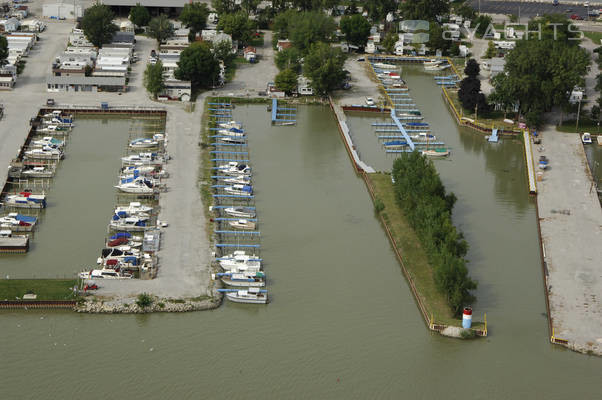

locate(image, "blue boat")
[[383, 140, 408, 148]]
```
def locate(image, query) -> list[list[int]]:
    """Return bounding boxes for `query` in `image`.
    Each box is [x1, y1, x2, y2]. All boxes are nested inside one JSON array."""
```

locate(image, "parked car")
[[365, 97, 375, 106], [571, 14, 583, 20], [46, 98, 55, 106]]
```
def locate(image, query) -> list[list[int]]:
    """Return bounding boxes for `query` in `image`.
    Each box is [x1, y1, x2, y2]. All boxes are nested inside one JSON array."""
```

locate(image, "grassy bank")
[[199, 98, 214, 241], [0, 279, 79, 301], [367, 173, 484, 330], [557, 118, 602, 133]]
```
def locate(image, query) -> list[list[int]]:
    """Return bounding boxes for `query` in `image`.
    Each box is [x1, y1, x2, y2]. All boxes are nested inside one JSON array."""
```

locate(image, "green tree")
[[175, 42, 220, 88], [289, 11, 336, 52], [80, 3, 118, 48], [218, 12, 256, 44], [179, 2, 210, 37], [273, 9, 296, 39], [213, 39, 235, 66], [382, 31, 398, 54], [129, 3, 150, 28], [472, 14, 493, 38], [275, 47, 302, 72], [144, 60, 165, 99], [426, 22, 453, 55], [484, 40, 496, 59], [488, 74, 515, 119], [400, 0, 449, 22], [455, 1, 476, 20], [211, 0, 238, 15], [596, 73, 602, 92], [275, 68, 298, 94], [0, 36, 8, 66], [241, 0, 260, 14], [464, 58, 480, 77], [365, 0, 396, 20], [148, 14, 174, 45], [303, 42, 347, 95], [340, 14, 371, 48]]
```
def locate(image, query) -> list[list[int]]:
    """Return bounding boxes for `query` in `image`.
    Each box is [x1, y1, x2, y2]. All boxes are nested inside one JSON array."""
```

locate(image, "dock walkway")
[[537, 130, 602, 355]]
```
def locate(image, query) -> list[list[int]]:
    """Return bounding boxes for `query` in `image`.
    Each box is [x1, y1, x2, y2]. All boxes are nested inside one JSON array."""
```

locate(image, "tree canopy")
[[400, 0, 449, 22], [148, 15, 174, 45], [365, 0, 396, 20], [382, 31, 398, 54], [340, 14, 371, 48], [0, 36, 8, 66], [464, 58, 480, 77], [303, 42, 347, 95], [392, 152, 476, 316], [275, 47, 302, 72], [175, 42, 220, 89], [275, 68, 298, 94], [217, 12, 256, 44], [80, 3, 118, 48], [211, 0, 237, 15], [289, 12, 336, 53], [129, 3, 150, 28], [144, 61, 165, 99], [179, 2, 210, 36]]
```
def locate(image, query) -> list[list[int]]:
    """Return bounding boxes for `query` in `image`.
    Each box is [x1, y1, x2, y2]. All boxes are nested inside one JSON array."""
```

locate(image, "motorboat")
[[3, 193, 47, 209], [115, 177, 156, 194], [425, 63, 450, 71], [129, 138, 159, 149], [217, 129, 245, 138], [221, 287, 268, 304], [24, 147, 63, 160], [217, 162, 251, 176], [582, 132, 593, 144], [422, 148, 450, 158], [218, 121, 242, 130], [383, 140, 407, 149], [218, 250, 262, 271], [121, 152, 164, 167], [115, 202, 153, 215], [373, 62, 397, 69], [109, 215, 150, 232], [0, 213, 37, 229], [213, 271, 266, 287], [37, 125, 69, 134], [218, 136, 246, 145], [224, 184, 253, 196], [121, 165, 167, 178], [42, 117, 73, 127], [411, 132, 436, 141], [223, 206, 256, 218], [79, 268, 133, 280], [21, 166, 55, 178], [31, 137, 64, 148], [42, 110, 73, 123], [106, 232, 142, 248], [219, 176, 251, 185], [228, 219, 256, 230]]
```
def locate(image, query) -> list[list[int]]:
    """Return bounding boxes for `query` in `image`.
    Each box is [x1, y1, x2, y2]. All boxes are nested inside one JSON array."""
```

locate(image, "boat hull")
[[221, 278, 265, 287], [225, 292, 268, 304]]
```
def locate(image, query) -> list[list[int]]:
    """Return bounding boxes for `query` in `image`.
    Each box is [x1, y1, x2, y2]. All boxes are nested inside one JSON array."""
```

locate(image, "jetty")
[[270, 99, 296, 125], [537, 130, 602, 355]]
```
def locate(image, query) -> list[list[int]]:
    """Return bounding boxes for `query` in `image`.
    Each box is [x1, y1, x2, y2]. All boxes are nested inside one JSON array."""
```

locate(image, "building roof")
[[47, 75, 126, 86], [101, 0, 189, 7]]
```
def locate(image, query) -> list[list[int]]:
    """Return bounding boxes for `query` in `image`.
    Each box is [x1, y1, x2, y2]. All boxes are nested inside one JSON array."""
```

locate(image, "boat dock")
[[488, 128, 499, 143], [523, 131, 537, 195], [536, 130, 602, 356], [270, 99, 296, 126]]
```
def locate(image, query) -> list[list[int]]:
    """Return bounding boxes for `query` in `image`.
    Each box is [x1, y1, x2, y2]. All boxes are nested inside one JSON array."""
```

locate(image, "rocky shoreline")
[[75, 292, 223, 314]]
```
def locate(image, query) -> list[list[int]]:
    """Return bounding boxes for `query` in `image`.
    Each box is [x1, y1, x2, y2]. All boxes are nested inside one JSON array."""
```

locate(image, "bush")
[[136, 293, 153, 308], [374, 197, 385, 213], [392, 152, 477, 315]]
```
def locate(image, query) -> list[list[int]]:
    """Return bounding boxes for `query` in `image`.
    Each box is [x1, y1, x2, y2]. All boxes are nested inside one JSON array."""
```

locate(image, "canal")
[[1, 99, 600, 398]]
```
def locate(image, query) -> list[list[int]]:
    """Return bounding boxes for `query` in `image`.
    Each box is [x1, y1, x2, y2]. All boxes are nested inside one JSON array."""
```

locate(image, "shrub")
[[136, 293, 153, 308]]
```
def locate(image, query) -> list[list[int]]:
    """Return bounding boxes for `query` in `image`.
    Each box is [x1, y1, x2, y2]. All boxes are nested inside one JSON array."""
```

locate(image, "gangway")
[[488, 128, 499, 143]]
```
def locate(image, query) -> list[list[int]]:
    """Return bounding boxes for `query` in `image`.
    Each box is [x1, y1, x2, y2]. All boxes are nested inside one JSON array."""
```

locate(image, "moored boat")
[[383, 140, 407, 149], [223, 184, 253, 196], [0, 213, 37, 230], [582, 132, 593, 144], [115, 177, 156, 194], [79, 268, 133, 280], [3, 193, 47, 209], [24, 147, 63, 160], [221, 287, 268, 304], [129, 138, 159, 149], [31, 137, 64, 149], [228, 219, 256, 230], [223, 206, 256, 218], [109, 215, 150, 231], [422, 148, 450, 158], [115, 202, 153, 215], [219, 121, 242, 130], [121, 152, 164, 167], [217, 162, 251, 176], [213, 271, 266, 287], [21, 166, 55, 178]]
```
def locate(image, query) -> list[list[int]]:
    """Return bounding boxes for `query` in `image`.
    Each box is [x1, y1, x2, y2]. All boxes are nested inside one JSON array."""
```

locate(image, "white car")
[[365, 97, 375, 106]]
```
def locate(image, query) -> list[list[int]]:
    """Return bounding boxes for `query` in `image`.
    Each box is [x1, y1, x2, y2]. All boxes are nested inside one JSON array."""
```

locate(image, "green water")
[[1, 96, 600, 398]]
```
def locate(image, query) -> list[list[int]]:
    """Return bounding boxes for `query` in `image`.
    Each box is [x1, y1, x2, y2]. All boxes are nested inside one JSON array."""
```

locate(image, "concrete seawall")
[[537, 129, 602, 356]]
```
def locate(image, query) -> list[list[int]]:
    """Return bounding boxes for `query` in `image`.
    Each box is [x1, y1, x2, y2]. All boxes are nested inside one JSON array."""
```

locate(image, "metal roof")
[[47, 75, 126, 86], [101, 0, 190, 7]]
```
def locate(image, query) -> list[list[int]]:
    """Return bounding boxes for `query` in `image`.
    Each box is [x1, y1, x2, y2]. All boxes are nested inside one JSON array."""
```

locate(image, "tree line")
[[391, 152, 477, 316]]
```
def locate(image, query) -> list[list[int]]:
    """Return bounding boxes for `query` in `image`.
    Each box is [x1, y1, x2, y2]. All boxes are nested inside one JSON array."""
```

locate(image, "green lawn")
[[557, 118, 602, 133], [583, 30, 602, 45], [368, 173, 484, 331], [0, 279, 79, 301], [447, 89, 519, 132]]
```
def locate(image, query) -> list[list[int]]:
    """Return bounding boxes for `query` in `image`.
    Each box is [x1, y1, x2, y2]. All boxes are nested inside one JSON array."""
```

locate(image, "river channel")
[[1, 96, 600, 397]]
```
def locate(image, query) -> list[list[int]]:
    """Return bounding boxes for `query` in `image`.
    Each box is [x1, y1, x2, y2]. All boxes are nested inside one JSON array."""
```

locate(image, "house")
[[0, 74, 15, 90], [162, 79, 191, 101], [489, 57, 506, 78], [365, 41, 376, 54], [21, 19, 46, 32], [569, 88, 584, 104], [243, 46, 256, 62], [120, 20, 135, 33], [297, 76, 313, 96], [0, 18, 21, 33], [277, 39, 292, 52]]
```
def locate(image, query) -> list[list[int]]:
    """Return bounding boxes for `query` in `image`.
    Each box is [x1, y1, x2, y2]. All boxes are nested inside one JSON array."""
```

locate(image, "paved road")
[[535, 128, 602, 356], [471, 0, 591, 19]]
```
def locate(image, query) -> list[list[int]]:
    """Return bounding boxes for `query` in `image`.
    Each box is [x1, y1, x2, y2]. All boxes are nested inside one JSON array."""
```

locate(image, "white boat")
[[228, 219, 256, 230], [423, 59, 442, 67], [223, 206, 256, 218], [129, 138, 159, 149], [24, 147, 63, 160], [411, 132, 436, 141], [217, 129, 245, 138], [219, 121, 242, 130], [425, 64, 450, 71], [3, 194, 47, 209], [109, 215, 150, 231], [115, 202, 153, 215], [213, 271, 266, 287], [21, 166, 55, 178], [224, 287, 268, 304], [582, 132, 593, 144], [115, 177, 156, 194], [218, 136, 246, 145], [217, 162, 251, 176], [42, 110, 73, 122], [224, 184, 253, 196], [121, 153, 164, 167], [79, 268, 133, 280], [31, 137, 64, 149], [374, 62, 397, 69], [0, 213, 37, 229], [422, 148, 450, 158], [43, 117, 73, 127], [218, 251, 262, 271], [37, 125, 69, 134], [121, 165, 166, 178], [219, 176, 251, 185]]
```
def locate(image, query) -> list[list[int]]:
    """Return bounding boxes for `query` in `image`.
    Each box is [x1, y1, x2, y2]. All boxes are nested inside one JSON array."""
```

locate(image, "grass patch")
[[168, 298, 186, 304], [367, 173, 484, 330], [447, 89, 518, 132], [557, 118, 602, 133], [189, 295, 210, 302], [583, 30, 602, 45], [199, 97, 215, 241], [0, 279, 78, 301], [249, 33, 265, 47]]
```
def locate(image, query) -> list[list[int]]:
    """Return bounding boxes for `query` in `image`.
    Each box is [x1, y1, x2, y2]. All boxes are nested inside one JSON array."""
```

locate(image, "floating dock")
[[523, 131, 537, 195], [271, 99, 296, 126], [488, 128, 499, 143]]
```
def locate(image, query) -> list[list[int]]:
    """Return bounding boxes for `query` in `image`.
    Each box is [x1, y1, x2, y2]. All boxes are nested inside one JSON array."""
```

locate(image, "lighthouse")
[[462, 306, 472, 329]]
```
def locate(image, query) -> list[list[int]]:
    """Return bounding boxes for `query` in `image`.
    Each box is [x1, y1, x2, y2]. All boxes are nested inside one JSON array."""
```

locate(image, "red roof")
[[277, 40, 292, 50], [244, 46, 256, 54]]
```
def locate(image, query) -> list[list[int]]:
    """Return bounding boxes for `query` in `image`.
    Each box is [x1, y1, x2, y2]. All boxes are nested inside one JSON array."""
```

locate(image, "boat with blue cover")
[[383, 140, 407, 149], [115, 176, 156, 194], [0, 213, 37, 230], [3, 193, 47, 209]]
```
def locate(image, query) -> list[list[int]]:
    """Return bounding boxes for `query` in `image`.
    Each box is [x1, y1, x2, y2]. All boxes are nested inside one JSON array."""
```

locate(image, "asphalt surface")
[[470, 0, 593, 19]]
